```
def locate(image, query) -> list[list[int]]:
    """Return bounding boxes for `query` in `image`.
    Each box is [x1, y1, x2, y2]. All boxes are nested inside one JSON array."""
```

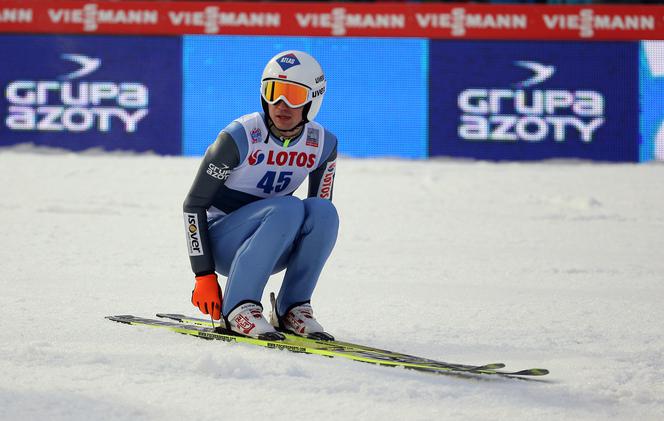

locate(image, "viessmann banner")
[[429, 40, 640, 162], [1, 3, 660, 161], [0, 35, 182, 153], [1, 1, 663, 40]]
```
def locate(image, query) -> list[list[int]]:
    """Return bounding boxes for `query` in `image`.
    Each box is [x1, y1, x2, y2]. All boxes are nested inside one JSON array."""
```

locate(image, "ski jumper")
[[183, 112, 338, 317]]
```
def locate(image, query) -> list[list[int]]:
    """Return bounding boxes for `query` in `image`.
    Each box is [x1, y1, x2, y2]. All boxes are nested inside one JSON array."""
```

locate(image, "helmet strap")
[[266, 118, 304, 143]]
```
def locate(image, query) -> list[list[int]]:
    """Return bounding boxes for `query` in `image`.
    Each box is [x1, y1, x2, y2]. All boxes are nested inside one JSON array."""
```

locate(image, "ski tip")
[[106, 315, 134, 324], [511, 368, 549, 376]]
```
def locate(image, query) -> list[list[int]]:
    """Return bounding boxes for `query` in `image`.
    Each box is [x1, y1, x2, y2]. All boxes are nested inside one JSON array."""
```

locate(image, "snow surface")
[[1, 146, 663, 420]]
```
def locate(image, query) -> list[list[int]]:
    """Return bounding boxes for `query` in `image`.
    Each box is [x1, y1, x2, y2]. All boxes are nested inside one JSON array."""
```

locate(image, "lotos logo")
[[318, 159, 336, 199], [249, 149, 317, 168], [4, 53, 149, 133], [276, 53, 301, 71], [248, 150, 265, 165], [457, 61, 605, 143], [184, 213, 203, 256]]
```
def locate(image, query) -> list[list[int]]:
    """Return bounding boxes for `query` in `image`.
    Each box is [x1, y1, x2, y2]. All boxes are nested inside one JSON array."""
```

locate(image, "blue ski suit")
[[183, 112, 338, 317]]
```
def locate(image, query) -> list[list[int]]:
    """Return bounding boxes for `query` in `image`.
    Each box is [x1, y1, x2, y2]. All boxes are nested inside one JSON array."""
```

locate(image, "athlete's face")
[[268, 100, 304, 132]]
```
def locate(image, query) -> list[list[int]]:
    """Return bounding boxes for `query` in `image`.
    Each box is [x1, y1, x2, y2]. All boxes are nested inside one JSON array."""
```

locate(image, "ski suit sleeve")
[[183, 131, 241, 276], [308, 131, 337, 200]]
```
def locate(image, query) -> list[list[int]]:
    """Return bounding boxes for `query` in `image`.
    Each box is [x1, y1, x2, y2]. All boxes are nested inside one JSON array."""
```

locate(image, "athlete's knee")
[[264, 196, 305, 233], [303, 198, 339, 231], [270, 196, 304, 217]]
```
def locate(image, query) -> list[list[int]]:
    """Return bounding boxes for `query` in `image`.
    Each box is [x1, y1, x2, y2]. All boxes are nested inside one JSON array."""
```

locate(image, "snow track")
[[1, 148, 662, 420]]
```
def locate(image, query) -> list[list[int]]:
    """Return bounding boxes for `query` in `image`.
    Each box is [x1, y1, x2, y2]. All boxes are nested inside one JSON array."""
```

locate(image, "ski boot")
[[269, 293, 334, 341], [226, 302, 285, 341]]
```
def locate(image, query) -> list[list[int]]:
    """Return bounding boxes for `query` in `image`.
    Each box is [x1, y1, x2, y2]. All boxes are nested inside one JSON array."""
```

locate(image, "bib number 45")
[[257, 171, 292, 194]]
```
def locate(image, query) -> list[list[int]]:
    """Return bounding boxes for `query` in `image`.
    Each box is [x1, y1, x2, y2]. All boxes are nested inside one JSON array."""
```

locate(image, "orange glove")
[[191, 274, 222, 320]]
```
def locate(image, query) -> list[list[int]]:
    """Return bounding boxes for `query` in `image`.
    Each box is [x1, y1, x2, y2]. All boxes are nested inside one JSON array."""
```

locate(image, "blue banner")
[[0, 35, 182, 154], [182, 36, 428, 159], [429, 41, 639, 162], [640, 41, 664, 162]]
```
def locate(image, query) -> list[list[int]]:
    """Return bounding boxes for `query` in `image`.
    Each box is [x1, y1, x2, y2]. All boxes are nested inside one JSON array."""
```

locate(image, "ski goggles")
[[261, 80, 310, 108]]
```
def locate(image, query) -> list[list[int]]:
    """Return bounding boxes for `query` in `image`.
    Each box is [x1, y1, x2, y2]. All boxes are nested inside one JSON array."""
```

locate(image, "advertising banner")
[[182, 36, 428, 158], [0, 35, 182, 153], [640, 41, 664, 161], [429, 40, 639, 162], [1, 1, 663, 41]]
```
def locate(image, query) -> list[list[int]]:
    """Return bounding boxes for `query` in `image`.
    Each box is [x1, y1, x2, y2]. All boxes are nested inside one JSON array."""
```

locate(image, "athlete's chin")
[[274, 117, 297, 131]]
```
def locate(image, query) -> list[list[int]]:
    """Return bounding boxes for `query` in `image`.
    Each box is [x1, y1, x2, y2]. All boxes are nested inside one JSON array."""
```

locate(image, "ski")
[[155, 313, 502, 372], [106, 314, 548, 378]]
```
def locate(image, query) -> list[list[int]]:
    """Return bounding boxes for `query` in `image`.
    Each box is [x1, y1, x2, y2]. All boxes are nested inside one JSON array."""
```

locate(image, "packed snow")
[[1, 145, 663, 420]]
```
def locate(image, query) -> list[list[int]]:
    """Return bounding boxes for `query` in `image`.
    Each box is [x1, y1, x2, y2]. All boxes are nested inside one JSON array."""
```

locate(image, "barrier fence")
[[1, 1, 663, 161]]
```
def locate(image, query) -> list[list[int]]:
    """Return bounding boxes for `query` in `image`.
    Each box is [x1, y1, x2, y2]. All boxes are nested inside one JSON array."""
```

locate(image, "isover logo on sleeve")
[[4, 53, 149, 133], [184, 213, 203, 256], [457, 61, 605, 143]]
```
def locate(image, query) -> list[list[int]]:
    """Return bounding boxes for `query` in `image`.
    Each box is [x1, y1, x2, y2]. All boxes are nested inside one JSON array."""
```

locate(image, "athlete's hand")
[[191, 274, 222, 320]]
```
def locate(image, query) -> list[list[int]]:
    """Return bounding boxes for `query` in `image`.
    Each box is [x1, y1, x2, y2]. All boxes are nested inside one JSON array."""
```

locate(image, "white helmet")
[[260, 50, 326, 122]]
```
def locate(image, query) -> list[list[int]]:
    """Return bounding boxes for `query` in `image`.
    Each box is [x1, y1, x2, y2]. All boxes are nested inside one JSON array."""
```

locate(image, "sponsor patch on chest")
[[248, 149, 316, 168], [306, 128, 319, 147]]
